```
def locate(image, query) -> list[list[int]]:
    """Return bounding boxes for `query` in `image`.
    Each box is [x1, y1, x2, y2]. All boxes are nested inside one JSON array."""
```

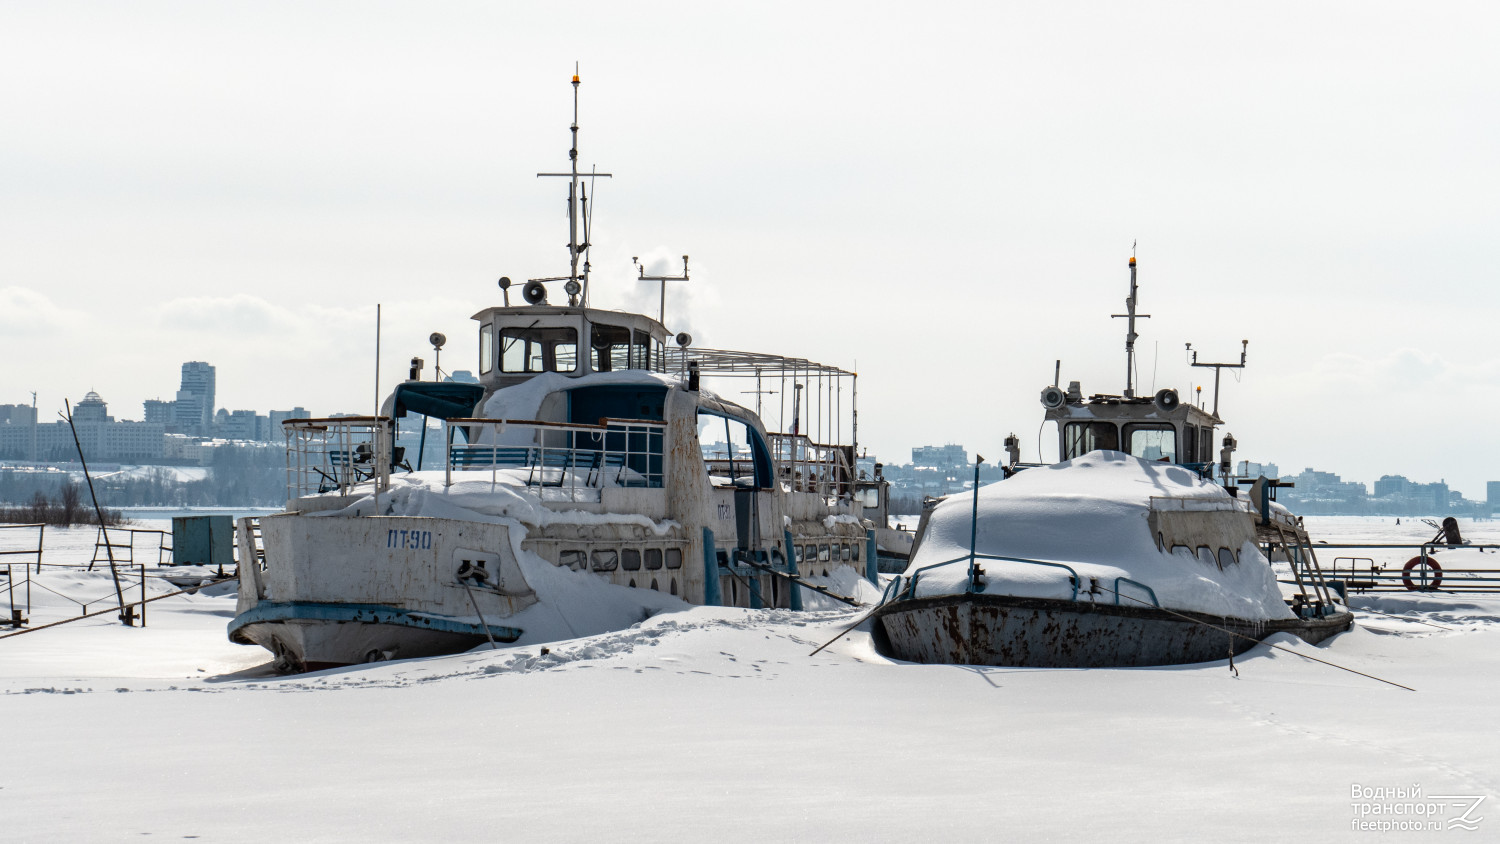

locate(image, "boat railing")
[[443, 417, 665, 497], [283, 416, 393, 500], [766, 433, 854, 498], [1113, 576, 1160, 608], [892, 554, 1082, 603]]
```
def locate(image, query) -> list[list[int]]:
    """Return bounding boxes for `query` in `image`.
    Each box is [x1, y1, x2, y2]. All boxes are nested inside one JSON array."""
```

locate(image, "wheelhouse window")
[[697, 410, 773, 488], [501, 325, 578, 374], [1183, 425, 1198, 465], [631, 333, 652, 370], [479, 323, 493, 375], [590, 324, 631, 372], [1124, 423, 1177, 462], [1062, 421, 1119, 459]]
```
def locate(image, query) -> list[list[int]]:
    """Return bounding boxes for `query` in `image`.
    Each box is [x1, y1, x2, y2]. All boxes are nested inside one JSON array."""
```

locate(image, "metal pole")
[[460, 580, 499, 650], [61, 400, 127, 623], [966, 456, 983, 591]]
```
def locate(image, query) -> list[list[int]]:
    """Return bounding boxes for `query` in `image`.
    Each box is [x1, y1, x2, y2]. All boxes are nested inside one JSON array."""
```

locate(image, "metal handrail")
[[767, 433, 853, 498], [902, 553, 1082, 602], [444, 417, 666, 496], [283, 416, 393, 500], [1113, 576, 1160, 607]]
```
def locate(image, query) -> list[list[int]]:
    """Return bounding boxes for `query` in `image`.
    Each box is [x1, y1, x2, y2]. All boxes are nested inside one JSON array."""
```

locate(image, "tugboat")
[[230, 72, 878, 672], [871, 255, 1353, 668]]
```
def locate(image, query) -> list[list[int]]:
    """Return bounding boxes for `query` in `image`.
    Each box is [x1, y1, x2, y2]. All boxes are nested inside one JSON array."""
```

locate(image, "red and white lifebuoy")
[[1401, 555, 1443, 591]]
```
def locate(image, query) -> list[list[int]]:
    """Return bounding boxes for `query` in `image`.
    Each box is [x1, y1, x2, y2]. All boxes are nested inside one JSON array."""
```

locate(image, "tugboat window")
[[1123, 423, 1177, 462], [1183, 425, 1197, 465], [590, 324, 632, 372], [665, 548, 682, 569], [630, 331, 652, 370], [643, 548, 662, 570], [479, 323, 493, 375], [501, 326, 579, 374], [621, 549, 641, 571], [1062, 422, 1119, 459]]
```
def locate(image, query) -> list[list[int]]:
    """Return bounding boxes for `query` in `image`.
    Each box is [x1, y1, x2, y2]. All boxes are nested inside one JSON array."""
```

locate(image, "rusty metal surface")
[[872, 594, 1353, 668]]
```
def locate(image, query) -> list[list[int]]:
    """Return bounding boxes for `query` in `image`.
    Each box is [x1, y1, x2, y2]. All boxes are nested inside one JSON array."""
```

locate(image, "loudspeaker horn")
[[1154, 388, 1181, 412], [675, 332, 692, 348], [1039, 385, 1066, 409], [522, 280, 548, 305]]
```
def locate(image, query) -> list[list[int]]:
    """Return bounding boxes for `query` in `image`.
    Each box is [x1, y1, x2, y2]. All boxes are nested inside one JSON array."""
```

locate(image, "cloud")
[[0, 286, 88, 335]]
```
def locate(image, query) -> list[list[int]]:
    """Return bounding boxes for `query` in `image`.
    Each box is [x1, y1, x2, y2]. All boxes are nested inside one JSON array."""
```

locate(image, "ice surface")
[[5, 518, 1500, 841]]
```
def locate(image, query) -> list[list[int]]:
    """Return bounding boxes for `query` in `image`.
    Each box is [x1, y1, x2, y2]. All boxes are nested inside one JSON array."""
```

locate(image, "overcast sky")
[[3, 2, 1497, 497]]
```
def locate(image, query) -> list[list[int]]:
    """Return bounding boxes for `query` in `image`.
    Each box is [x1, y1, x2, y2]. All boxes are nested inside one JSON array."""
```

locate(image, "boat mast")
[[1111, 247, 1150, 398], [536, 64, 609, 306]]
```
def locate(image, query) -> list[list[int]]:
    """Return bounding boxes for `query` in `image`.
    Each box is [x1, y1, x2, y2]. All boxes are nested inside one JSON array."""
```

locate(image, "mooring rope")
[[1097, 583, 1415, 692]]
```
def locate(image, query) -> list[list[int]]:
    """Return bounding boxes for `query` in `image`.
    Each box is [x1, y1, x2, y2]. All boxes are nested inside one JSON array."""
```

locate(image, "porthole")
[[665, 548, 682, 569], [818, 544, 830, 562], [559, 550, 586, 570], [643, 548, 661, 570], [1218, 548, 1238, 568], [852, 543, 860, 562], [841, 544, 851, 562], [622, 549, 641, 571], [591, 549, 618, 572]]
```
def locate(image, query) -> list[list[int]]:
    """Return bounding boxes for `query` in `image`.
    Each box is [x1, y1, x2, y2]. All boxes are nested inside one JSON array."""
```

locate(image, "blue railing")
[[1113, 576, 1160, 608]]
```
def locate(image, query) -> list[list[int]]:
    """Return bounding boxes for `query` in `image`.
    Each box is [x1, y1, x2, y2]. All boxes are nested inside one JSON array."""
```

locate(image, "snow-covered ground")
[[2, 517, 1498, 841]]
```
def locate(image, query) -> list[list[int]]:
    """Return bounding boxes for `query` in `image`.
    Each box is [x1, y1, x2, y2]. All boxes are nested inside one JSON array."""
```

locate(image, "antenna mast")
[[536, 64, 610, 306], [1111, 247, 1150, 398]]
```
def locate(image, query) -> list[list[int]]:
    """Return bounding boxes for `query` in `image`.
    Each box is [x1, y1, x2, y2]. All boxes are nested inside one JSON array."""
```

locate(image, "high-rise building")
[[176, 362, 216, 435], [1489, 481, 1500, 508], [143, 399, 175, 424], [0, 404, 36, 425]]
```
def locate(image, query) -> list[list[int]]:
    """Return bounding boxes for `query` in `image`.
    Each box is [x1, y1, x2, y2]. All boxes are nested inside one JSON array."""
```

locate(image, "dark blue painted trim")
[[229, 601, 522, 642]]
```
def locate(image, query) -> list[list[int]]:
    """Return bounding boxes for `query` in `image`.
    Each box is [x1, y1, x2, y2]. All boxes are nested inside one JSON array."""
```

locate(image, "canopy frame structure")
[[663, 347, 858, 460]]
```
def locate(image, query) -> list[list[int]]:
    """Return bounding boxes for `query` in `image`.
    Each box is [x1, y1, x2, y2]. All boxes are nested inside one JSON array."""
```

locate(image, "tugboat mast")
[[536, 64, 610, 306], [1111, 248, 1150, 398]]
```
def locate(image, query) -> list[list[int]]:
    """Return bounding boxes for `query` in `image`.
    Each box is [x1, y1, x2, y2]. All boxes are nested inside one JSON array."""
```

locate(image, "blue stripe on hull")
[[229, 601, 523, 643]]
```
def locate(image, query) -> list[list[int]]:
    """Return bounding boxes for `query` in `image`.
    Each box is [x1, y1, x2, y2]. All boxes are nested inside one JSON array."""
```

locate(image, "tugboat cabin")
[[1042, 382, 1220, 471], [472, 304, 670, 390]]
